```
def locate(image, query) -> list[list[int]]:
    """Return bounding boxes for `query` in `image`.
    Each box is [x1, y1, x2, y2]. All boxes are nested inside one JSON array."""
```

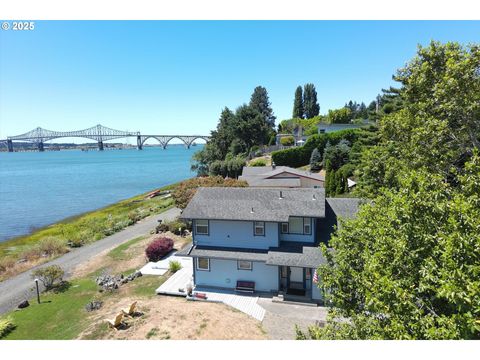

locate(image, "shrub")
[[0, 317, 16, 339], [37, 236, 68, 256], [0, 257, 15, 273], [31, 265, 65, 290], [309, 148, 322, 171], [272, 129, 361, 168], [145, 237, 174, 262], [249, 159, 267, 167], [280, 136, 295, 146], [169, 260, 182, 273], [173, 176, 248, 209], [127, 210, 141, 225]]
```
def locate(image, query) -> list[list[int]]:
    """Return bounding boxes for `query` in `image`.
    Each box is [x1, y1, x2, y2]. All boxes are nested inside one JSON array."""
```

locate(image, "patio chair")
[[106, 312, 124, 330], [121, 301, 137, 316]]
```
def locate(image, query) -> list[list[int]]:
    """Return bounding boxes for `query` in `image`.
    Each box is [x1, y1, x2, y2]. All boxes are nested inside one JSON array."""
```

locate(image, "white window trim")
[[237, 260, 252, 270], [281, 222, 289, 234], [195, 219, 209, 235], [254, 221, 265, 236], [196, 257, 210, 271], [304, 218, 312, 235]]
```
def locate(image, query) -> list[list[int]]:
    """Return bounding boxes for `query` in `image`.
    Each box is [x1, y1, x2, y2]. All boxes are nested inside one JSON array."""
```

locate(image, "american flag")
[[313, 269, 319, 284]]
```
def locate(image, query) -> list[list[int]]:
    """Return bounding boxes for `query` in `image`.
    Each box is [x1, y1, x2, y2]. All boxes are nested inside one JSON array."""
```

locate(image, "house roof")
[[179, 187, 326, 222], [266, 242, 328, 268], [326, 198, 362, 219], [239, 166, 325, 188], [185, 243, 327, 268]]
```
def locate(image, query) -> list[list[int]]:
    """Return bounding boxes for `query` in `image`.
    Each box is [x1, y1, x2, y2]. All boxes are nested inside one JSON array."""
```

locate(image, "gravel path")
[[0, 207, 181, 315]]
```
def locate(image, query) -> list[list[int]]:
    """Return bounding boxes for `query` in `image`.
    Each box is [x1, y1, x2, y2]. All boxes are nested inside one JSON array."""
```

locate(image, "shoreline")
[[0, 179, 187, 281], [0, 180, 180, 246]]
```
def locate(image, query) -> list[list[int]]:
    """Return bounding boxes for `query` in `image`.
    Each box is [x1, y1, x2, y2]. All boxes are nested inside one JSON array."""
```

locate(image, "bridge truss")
[[2, 124, 210, 152]]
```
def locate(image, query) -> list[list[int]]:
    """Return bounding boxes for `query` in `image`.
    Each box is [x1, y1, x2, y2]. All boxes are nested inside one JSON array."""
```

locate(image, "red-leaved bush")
[[145, 237, 174, 262]]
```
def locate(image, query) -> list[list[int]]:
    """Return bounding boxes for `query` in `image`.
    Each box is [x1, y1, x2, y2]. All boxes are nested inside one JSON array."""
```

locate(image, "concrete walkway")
[[0, 207, 181, 315]]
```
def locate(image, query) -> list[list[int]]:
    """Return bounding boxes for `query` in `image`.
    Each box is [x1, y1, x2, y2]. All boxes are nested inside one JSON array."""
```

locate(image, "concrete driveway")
[[257, 298, 328, 339]]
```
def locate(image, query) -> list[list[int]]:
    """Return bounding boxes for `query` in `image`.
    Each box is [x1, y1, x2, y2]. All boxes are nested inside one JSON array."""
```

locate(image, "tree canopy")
[[299, 41, 480, 340], [303, 83, 320, 119], [292, 86, 304, 119]]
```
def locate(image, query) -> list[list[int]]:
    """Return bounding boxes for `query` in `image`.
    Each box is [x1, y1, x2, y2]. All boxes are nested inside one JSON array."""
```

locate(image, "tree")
[[322, 140, 351, 170], [326, 108, 353, 124], [309, 148, 322, 171], [299, 152, 480, 339], [233, 104, 270, 149], [303, 83, 320, 118], [357, 41, 480, 197], [292, 86, 304, 119], [249, 86, 276, 130]]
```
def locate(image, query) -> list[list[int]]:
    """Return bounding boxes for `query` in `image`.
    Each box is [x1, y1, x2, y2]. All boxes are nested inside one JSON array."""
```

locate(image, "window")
[[289, 217, 303, 234], [196, 257, 210, 271], [304, 218, 311, 235], [254, 221, 265, 236], [195, 219, 209, 235], [237, 260, 252, 270], [281, 222, 289, 234], [281, 266, 288, 278]]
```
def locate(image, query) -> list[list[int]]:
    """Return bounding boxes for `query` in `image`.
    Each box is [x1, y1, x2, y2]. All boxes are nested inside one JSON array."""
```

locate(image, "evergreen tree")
[[309, 148, 322, 171], [303, 83, 320, 118], [292, 86, 304, 119], [249, 86, 276, 130]]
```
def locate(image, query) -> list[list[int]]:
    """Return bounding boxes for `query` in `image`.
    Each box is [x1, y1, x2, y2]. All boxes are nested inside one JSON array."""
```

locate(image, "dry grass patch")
[[79, 296, 267, 340]]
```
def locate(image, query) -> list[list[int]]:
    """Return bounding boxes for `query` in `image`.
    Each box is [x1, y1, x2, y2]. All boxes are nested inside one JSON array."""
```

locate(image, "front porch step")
[[272, 295, 319, 307]]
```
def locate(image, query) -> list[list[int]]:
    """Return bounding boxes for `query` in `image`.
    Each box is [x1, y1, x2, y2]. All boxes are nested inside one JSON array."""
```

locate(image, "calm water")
[[0, 146, 202, 242]]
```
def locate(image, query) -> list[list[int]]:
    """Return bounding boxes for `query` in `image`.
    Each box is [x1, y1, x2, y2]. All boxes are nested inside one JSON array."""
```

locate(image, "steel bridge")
[[1, 124, 210, 152]]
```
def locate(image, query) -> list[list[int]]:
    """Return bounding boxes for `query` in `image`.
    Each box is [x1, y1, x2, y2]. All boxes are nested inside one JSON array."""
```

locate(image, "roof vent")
[[312, 194, 317, 200], [272, 161, 276, 170], [279, 190, 283, 200], [250, 207, 254, 213]]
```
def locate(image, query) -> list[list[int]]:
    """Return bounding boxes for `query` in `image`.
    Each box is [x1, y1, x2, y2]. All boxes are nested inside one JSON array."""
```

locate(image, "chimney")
[[272, 161, 276, 170]]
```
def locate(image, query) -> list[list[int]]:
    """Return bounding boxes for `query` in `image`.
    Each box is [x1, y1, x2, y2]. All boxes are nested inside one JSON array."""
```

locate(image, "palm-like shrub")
[[145, 237, 174, 262]]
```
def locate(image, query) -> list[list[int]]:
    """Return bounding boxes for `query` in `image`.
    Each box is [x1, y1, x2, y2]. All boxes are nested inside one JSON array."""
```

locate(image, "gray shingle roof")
[[326, 198, 362, 219], [266, 242, 327, 268], [239, 166, 325, 188], [179, 187, 326, 222]]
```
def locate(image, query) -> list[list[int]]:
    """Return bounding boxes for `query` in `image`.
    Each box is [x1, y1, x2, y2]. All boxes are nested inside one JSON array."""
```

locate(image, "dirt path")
[[0, 207, 181, 315]]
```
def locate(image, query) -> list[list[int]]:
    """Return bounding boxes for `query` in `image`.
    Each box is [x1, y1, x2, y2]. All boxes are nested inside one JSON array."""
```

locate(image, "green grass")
[[3, 278, 100, 340], [130, 274, 167, 298], [107, 236, 146, 261]]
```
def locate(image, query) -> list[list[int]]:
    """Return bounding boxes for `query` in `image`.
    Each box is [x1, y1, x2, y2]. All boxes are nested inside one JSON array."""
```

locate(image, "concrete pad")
[[140, 251, 192, 275]]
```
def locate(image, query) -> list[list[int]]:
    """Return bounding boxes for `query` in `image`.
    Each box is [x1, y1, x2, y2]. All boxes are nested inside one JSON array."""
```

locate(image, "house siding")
[[194, 258, 279, 292], [194, 220, 279, 249]]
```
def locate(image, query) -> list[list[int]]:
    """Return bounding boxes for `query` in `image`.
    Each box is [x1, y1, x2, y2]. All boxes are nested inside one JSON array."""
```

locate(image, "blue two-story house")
[[179, 187, 360, 302]]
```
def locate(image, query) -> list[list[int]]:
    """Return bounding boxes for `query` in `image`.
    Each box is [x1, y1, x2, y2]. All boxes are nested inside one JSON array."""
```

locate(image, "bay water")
[[0, 146, 201, 242]]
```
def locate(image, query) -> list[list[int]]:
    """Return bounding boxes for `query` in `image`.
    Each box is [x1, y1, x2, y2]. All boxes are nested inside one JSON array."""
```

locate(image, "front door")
[[289, 267, 304, 290]]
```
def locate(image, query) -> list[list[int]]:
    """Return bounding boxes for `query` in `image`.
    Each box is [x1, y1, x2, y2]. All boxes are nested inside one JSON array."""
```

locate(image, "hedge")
[[271, 129, 361, 168]]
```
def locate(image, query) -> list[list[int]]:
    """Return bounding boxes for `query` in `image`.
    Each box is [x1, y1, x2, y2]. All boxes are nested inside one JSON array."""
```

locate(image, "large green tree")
[[299, 153, 480, 339], [356, 41, 480, 197], [249, 86, 276, 130], [292, 86, 304, 119], [303, 83, 320, 119]]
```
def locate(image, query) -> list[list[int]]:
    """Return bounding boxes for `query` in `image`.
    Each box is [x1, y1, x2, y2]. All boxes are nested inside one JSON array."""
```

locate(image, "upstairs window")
[[289, 217, 304, 234], [304, 218, 311, 235], [254, 221, 265, 236], [195, 220, 209, 235]]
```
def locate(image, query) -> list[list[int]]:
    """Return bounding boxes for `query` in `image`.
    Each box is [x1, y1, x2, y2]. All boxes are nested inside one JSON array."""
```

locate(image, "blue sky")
[[1, 21, 479, 141]]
